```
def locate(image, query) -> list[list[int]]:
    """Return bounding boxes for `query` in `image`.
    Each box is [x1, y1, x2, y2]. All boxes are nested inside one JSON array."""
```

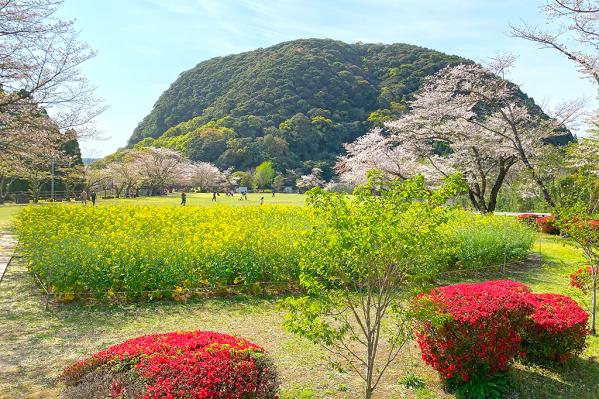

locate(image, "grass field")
[[0, 200, 597, 398]]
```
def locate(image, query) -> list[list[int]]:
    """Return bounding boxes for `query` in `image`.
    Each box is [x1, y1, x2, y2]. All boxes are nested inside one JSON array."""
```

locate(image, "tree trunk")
[[592, 281, 597, 335], [509, 124, 555, 208], [487, 158, 515, 213], [467, 188, 487, 213]]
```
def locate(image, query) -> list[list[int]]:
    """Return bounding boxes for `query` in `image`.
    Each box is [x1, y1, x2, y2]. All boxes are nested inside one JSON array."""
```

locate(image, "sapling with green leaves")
[[282, 171, 463, 399]]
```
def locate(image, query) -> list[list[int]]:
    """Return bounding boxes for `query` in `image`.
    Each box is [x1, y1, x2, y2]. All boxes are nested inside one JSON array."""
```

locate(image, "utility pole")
[[50, 157, 55, 201]]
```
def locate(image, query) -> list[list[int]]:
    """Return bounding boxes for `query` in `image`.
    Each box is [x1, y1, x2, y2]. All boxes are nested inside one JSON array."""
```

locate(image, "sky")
[[57, 0, 598, 158]]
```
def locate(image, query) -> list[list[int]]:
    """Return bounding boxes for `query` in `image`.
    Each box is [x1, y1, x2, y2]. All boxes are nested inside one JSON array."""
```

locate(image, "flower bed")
[[15, 205, 536, 301], [15, 205, 309, 300], [516, 213, 540, 226], [442, 211, 535, 270], [61, 331, 278, 399], [522, 293, 588, 362], [414, 280, 533, 384]]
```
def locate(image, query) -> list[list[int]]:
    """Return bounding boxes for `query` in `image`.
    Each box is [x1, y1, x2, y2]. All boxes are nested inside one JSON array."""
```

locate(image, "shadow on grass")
[[508, 357, 599, 399], [0, 260, 333, 398]]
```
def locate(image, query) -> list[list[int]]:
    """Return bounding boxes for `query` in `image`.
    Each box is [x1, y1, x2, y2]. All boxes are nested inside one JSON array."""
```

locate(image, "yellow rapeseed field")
[[15, 204, 310, 300]]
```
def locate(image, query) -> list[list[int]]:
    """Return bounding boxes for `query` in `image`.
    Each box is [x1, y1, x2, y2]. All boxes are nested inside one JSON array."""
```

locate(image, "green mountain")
[[129, 38, 566, 177]]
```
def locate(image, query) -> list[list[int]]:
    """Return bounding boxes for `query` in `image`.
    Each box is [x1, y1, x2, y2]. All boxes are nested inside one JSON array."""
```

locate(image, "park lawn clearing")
[[0, 234, 597, 398], [0, 203, 28, 230]]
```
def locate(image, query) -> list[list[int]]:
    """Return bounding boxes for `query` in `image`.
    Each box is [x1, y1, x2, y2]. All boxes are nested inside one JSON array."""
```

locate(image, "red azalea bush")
[[61, 331, 278, 399], [536, 216, 559, 234], [522, 293, 588, 362], [414, 280, 533, 384], [570, 265, 597, 292], [517, 213, 540, 226]]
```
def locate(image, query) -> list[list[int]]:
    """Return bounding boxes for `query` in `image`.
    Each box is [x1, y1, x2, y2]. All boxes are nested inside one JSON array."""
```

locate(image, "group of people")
[[79, 190, 97, 206], [180, 191, 268, 205], [77, 190, 274, 206]]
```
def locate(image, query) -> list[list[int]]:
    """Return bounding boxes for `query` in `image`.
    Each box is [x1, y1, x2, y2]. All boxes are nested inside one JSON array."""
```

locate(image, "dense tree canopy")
[[129, 39, 469, 174], [128, 39, 569, 178]]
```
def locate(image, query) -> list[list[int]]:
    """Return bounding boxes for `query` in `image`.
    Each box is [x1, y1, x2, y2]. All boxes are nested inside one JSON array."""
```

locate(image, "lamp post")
[[50, 157, 55, 201]]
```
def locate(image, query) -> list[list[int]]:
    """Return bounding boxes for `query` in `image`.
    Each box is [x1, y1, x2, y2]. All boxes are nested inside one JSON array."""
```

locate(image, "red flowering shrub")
[[61, 331, 278, 399], [536, 216, 559, 234], [414, 280, 533, 384], [570, 265, 597, 292], [517, 213, 540, 226], [522, 293, 588, 362]]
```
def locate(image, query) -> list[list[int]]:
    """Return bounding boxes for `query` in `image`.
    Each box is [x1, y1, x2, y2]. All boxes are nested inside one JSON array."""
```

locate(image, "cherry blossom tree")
[[0, 155, 20, 204], [335, 128, 420, 185], [181, 161, 226, 192], [0, 0, 103, 200], [131, 148, 186, 195], [105, 154, 142, 197], [83, 166, 110, 194], [296, 167, 325, 192], [0, 0, 105, 137], [339, 61, 576, 212]]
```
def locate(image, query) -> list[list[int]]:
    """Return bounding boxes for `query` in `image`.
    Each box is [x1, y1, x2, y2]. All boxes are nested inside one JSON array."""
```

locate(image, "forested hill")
[[128, 38, 557, 176]]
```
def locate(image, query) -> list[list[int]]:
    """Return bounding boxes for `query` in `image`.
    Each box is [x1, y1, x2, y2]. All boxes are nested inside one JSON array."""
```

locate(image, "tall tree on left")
[[0, 0, 104, 190]]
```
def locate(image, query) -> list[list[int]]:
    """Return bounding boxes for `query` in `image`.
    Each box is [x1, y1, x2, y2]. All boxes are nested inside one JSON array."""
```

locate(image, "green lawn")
[[0, 203, 29, 230], [0, 208, 597, 398]]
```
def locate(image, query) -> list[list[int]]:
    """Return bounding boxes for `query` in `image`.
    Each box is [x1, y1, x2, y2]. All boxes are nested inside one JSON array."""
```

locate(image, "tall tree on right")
[[338, 60, 578, 212], [511, 0, 598, 87]]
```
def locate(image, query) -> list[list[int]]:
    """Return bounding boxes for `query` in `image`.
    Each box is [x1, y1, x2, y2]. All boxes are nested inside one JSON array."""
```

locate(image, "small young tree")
[[253, 161, 276, 191], [559, 205, 599, 335], [282, 172, 463, 399]]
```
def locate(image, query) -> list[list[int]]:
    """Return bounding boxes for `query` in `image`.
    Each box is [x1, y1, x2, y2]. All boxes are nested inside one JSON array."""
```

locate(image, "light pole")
[[50, 157, 55, 201]]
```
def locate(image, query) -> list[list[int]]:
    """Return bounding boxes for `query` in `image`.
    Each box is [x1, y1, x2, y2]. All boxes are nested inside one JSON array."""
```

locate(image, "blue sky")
[[58, 0, 598, 158]]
